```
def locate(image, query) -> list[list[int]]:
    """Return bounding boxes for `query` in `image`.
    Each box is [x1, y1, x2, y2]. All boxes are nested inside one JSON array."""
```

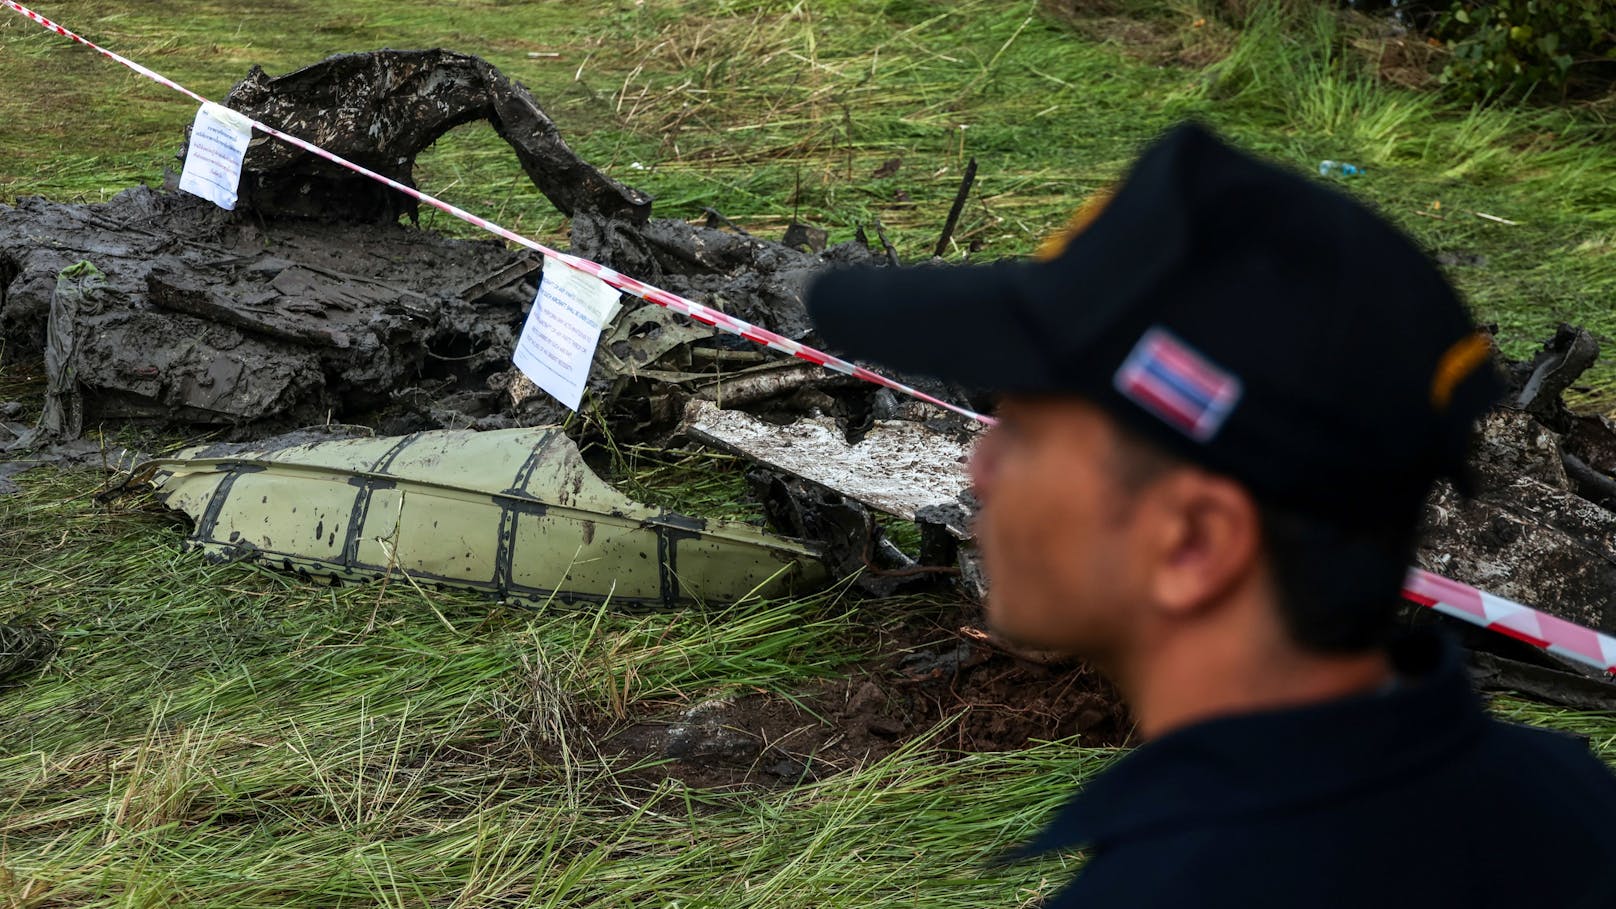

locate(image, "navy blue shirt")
[[1012, 632, 1616, 907]]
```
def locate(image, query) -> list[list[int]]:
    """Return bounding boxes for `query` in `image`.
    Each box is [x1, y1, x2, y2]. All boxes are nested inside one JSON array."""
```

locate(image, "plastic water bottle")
[[1318, 160, 1363, 177]]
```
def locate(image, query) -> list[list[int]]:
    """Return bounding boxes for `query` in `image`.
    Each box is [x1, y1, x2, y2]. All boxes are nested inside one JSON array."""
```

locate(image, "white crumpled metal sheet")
[[683, 400, 976, 522]]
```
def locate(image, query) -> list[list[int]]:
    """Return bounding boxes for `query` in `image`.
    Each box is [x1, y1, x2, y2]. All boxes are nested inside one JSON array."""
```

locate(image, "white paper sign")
[[512, 256, 622, 411], [178, 102, 253, 210]]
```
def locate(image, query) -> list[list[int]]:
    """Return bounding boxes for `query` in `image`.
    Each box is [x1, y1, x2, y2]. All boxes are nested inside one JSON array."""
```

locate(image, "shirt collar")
[[1007, 629, 1484, 860]]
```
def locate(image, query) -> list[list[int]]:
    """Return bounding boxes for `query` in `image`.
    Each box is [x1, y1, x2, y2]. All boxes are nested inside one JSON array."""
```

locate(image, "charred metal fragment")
[[744, 468, 921, 597], [0, 188, 526, 435], [219, 50, 651, 224], [688, 399, 977, 596], [571, 213, 881, 341], [1508, 324, 1599, 424]]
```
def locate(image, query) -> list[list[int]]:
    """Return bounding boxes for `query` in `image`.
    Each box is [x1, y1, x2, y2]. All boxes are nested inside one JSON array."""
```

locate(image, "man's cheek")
[[967, 433, 1003, 504], [980, 497, 1042, 583], [973, 508, 1018, 598]]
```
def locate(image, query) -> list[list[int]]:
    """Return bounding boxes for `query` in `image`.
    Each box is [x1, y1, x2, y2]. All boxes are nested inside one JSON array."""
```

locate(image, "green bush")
[[1433, 0, 1616, 99]]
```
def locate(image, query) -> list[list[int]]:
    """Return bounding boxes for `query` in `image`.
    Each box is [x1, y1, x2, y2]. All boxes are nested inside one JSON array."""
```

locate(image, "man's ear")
[[1145, 471, 1263, 618]]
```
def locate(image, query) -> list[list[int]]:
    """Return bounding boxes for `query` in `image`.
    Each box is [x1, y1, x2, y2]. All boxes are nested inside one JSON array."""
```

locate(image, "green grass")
[[4, 0, 1616, 905], [0, 462, 1103, 907]]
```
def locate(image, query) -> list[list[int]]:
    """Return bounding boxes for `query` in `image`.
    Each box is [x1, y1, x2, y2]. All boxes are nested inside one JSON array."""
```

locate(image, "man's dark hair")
[[1256, 504, 1417, 653], [1110, 426, 1418, 654]]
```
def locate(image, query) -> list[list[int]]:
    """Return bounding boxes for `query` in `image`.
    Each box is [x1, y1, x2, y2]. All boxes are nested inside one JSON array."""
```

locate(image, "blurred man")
[[806, 122, 1616, 908]]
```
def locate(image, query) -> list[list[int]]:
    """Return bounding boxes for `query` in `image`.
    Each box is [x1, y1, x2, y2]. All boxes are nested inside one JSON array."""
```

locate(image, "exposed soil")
[[514, 599, 1131, 790], [1040, 0, 1236, 70]]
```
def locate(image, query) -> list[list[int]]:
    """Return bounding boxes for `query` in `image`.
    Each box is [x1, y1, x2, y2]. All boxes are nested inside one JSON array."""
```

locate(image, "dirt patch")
[[1041, 1, 1236, 69], [510, 600, 1130, 790], [1344, 11, 1445, 91]]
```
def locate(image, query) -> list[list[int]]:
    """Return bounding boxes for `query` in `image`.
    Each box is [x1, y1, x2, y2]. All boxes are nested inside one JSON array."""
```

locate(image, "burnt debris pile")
[[3, 52, 1616, 711], [0, 50, 900, 447], [0, 49, 974, 614], [1418, 327, 1616, 703]]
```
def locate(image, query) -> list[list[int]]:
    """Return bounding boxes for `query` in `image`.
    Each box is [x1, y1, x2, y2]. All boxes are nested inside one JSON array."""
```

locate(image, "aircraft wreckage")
[[3, 50, 1616, 705], [135, 427, 826, 608]]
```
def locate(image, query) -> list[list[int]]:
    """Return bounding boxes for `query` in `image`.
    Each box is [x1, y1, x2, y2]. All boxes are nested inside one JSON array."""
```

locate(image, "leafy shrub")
[[1433, 0, 1616, 98]]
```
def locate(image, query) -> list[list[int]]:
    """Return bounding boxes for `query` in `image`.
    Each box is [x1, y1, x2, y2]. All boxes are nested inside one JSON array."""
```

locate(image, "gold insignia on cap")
[[1035, 188, 1113, 261], [1430, 332, 1493, 410]]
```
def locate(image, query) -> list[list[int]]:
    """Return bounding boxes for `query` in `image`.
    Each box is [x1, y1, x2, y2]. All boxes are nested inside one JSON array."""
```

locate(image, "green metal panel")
[[141, 428, 828, 607]]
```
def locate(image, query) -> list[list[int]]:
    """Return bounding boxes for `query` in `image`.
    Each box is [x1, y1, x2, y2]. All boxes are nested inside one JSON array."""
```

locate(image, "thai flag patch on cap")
[[1114, 327, 1243, 442]]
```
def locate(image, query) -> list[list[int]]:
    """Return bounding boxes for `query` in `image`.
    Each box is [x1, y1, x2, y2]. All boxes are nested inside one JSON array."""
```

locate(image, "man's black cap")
[[806, 122, 1504, 530]]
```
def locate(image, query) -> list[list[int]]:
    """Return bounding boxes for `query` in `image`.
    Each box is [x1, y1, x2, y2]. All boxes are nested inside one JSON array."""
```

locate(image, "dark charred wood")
[[932, 157, 978, 260], [219, 50, 652, 224], [1509, 323, 1599, 425]]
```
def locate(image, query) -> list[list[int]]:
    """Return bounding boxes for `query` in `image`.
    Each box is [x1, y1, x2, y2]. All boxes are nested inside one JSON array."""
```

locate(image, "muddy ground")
[[507, 599, 1131, 790]]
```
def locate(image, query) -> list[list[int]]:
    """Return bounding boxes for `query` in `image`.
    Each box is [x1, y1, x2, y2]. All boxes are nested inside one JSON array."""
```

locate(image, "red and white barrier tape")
[[9, 1, 1616, 678], [0, 0, 991, 426], [1405, 570, 1616, 675]]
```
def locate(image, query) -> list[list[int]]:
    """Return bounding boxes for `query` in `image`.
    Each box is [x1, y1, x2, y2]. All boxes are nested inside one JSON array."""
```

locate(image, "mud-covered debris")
[[34, 262, 96, 444], [1396, 325, 1616, 704], [1417, 328, 1616, 645], [137, 426, 829, 608], [1506, 324, 1600, 423], [0, 188, 528, 434], [661, 698, 764, 763], [781, 222, 829, 254], [1, 423, 138, 496], [220, 49, 651, 224], [1420, 433, 1616, 639], [596, 303, 718, 376], [744, 469, 929, 597], [571, 214, 881, 342], [674, 321, 1616, 704], [1, 50, 890, 447], [1469, 651, 1616, 713]]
